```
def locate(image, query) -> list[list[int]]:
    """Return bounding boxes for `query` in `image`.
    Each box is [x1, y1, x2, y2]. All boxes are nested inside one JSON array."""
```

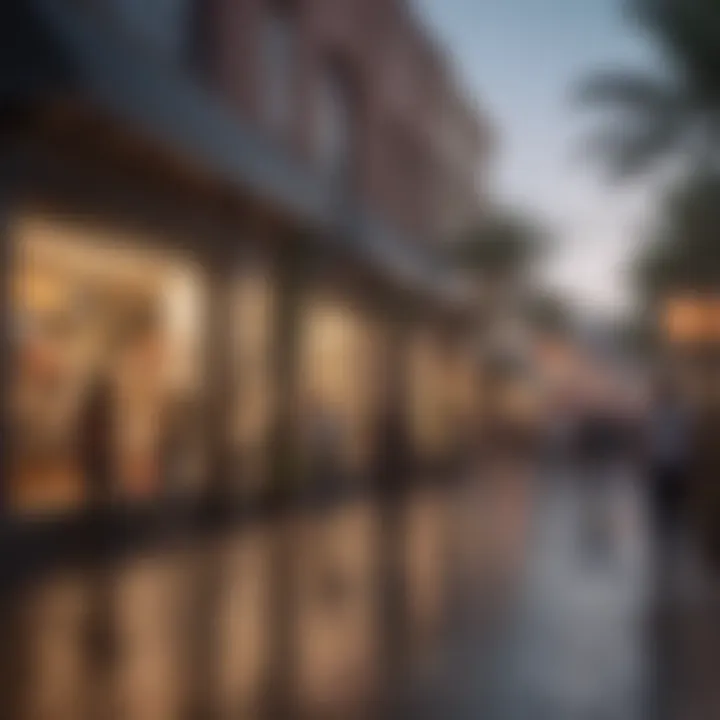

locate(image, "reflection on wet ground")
[[0, 469, 530, 720], [3, 465, 719, 719], [398, 467, 720, 720]]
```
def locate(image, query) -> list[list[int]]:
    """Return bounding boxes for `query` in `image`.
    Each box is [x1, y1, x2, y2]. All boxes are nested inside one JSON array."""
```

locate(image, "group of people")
[[545, 379, 695, 567]]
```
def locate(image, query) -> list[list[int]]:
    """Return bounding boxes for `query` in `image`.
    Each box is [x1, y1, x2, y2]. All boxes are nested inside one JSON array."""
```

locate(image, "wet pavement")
[[398, 466, 720, 720], [0, 471, 529, 720], [396, 467, 645, 719], [2, 464, 719, 719]]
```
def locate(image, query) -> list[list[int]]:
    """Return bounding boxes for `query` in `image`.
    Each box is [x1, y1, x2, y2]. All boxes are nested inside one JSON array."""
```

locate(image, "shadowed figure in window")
[[80, 373, 115, 512]]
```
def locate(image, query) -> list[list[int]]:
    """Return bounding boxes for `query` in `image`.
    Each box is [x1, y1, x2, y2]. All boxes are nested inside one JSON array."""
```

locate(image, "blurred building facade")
[[204, 0, 489, 242], [0, 0, 488, 558]]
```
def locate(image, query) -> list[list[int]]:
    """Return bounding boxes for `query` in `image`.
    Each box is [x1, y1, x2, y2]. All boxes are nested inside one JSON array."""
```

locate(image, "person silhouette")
[[80, 373, 115, 510], [646, 379, 692, 570]]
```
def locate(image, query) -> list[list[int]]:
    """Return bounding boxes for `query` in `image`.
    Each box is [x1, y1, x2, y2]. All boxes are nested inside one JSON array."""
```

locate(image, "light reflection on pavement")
[[6, 466, 719, 719], [399, 468, 651, 720], [0, 472, 530, 720]]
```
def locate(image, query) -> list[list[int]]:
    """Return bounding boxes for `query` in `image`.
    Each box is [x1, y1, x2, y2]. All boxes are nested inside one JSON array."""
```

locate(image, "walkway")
[[5, 465, 719, 719], [400, 467, 657, 720]]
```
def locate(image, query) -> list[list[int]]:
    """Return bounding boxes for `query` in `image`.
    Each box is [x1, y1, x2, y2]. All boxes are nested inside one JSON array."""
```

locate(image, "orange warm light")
[[663, 296, 719, 344]]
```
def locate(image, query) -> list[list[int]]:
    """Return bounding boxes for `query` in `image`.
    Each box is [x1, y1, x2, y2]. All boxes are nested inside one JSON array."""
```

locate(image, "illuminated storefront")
[[10, 214, 206, 515], [444, 340, 480, 449], [407, 329, 454, 467], [0, 2, 481, 620], [229, 259, 277, 496], [662, 295, 720, 407], [5, 209, 474, 520], [663, 295, 720, 345], [296, 291, 383, 483]]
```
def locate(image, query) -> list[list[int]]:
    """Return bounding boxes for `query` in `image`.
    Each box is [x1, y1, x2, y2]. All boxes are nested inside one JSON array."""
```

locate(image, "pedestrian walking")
[[575, 408, 617, 564], [645, 381, 694, 720], [645, 379, 693, 579]]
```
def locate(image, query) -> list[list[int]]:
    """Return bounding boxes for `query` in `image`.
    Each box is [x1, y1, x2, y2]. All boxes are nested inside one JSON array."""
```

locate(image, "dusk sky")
[[416, 0, 662, 317]]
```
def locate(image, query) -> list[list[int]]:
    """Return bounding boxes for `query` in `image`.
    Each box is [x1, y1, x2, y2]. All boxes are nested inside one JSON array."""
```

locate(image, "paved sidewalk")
[[399, 467, 653, 720]]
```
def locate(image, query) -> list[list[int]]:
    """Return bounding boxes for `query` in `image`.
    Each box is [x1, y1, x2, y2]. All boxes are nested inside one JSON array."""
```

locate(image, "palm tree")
[[452, 210, 546, 283], [628, 170, 720, 356], [451, 209, 547, 319], [577, 0, 720, 178], [636, 171, 720, 298]]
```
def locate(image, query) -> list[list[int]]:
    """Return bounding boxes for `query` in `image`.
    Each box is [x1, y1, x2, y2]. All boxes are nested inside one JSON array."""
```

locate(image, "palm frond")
[[574, 71, 680, 113], [635, 169, 720, 297], [582, 111, 685, 178], [451, 212, 548, 276], [576, 0, 720, 179], [632, 0, 720, 96]]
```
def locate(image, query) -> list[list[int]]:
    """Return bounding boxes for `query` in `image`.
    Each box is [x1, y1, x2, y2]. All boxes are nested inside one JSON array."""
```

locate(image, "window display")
[[407, 330, 450, 462], [229, 263, 276, 495], [9, 215, 206, 514], [446, 345, 479, 439], [297, 295, 380, 481]]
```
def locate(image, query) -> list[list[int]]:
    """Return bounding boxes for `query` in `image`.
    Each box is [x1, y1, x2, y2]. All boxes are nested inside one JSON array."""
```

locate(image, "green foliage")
[[635, 171, 720, 298], [578, 0, 720, 313], [450, 211, 547, 279], [576, 0, 720, 178]]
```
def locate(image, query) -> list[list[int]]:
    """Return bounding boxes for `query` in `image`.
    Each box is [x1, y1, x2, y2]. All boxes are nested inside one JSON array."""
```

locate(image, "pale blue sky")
[[416, 0, 661, 316]]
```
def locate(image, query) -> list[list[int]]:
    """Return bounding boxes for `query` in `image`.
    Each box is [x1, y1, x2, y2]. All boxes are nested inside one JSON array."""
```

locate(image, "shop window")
[[407, 331, 449, 463], [229, 263, 276, 495], [445, 345, 479, 449], [9, 215, 206, 515], [297, 297, 378, 483]]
